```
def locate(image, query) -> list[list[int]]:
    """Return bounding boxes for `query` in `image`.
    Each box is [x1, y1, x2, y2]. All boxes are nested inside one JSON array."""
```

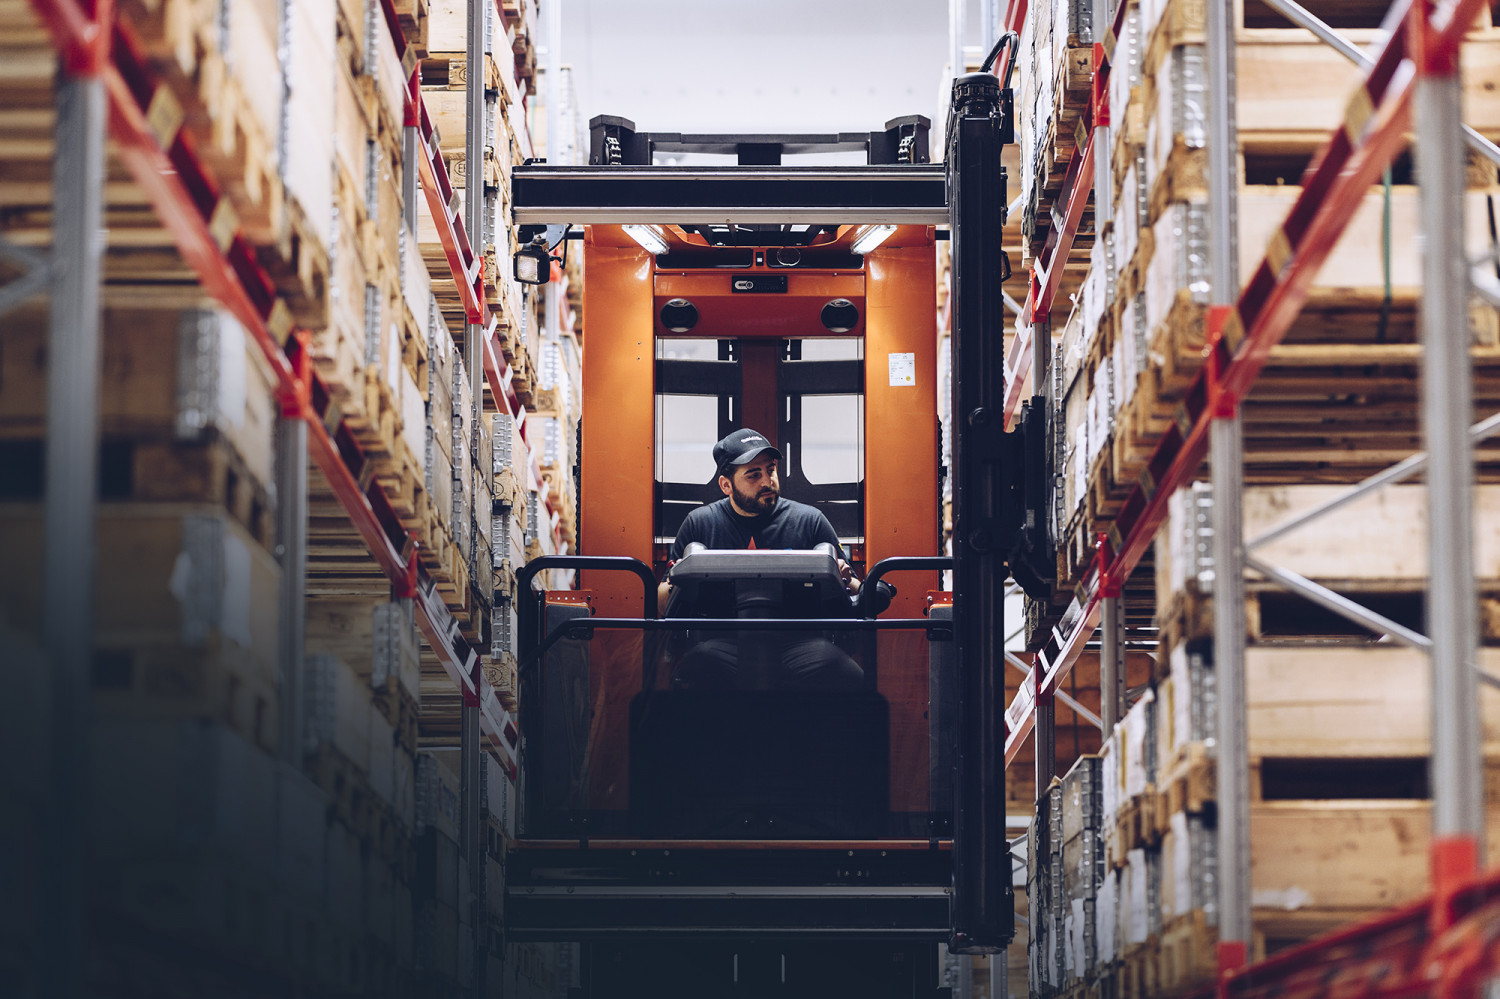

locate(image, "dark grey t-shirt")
[[669, 497, 846, 561]]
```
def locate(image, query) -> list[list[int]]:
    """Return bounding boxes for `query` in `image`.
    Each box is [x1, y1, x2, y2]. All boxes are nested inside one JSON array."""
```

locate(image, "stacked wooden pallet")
[[530, 328, 581, 548], [1016, 0, 1097, 266], [0, 0, 559, 988], [1123, 480, 1500, 985], [0, 302, 283, 752], [420, 0, 537, 349], [1052, 0, 1500, 590]]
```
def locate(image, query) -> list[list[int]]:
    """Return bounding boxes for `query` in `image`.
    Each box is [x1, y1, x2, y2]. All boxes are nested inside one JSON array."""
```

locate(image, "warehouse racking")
[[12, 0, 1500, 993], [1000, 0, 1500, 993], [2, 0, 577, 992]]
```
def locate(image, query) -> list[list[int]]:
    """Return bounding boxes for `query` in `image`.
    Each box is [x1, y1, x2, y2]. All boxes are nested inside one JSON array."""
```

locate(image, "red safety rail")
[[31, 0, 523, 772], [1003, 0, 1485, 767], [1206, 852, 1500, 998]]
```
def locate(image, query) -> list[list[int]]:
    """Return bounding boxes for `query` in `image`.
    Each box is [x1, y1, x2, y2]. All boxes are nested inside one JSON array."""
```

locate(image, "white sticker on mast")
[[888, 352, 916, 387]]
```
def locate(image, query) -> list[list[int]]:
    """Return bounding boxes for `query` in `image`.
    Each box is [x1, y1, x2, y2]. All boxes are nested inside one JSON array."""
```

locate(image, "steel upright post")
[[1035, 687, 1056, 800], [1205, 0, 1250, 965], [542, 0, 564, 342], [1093, 0, 1123, 733], [42, 70, 106, 999], [403, 121, 420, 234], [1417, 44, 1484, 875], [461, 697, 482, 990], [276, 416, 309, 766], [1100, 593, 1123, 731], [463, 0, 487, 991], [464, 0, 486, 395]]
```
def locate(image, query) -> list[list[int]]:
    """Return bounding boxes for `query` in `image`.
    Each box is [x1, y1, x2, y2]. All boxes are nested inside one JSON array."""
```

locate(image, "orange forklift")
[[503, 70, 1048, 998]]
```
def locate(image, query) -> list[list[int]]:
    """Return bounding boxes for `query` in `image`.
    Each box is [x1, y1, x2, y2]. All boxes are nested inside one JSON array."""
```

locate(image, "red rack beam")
[[30, 0, 520, 772], [1003, 0, 1473, 766]]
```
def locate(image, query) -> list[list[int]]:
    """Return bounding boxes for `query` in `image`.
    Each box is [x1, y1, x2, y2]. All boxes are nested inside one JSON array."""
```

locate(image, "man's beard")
[[733, 481, 778, 514]]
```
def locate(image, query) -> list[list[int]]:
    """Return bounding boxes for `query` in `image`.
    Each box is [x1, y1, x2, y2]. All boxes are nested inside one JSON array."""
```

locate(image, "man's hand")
[[837, 559, 862, 595]]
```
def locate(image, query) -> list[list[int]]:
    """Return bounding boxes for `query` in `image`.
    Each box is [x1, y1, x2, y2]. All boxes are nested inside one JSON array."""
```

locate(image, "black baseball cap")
[[713, 428, 782, 474]]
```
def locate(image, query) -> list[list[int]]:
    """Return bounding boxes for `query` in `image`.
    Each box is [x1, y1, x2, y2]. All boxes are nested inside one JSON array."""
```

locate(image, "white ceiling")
[[560, 0, 956, 143]]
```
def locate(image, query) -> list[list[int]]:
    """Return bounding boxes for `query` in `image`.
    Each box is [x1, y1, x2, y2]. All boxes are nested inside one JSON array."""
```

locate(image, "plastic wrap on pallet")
[[1144, 201, 1210, 339], [285, 0, 337, 250], [1109, 4, 1143, 127], [1088, 358, 1114, 466], [372, 599, 421, 699], [1070, 421, 1089, 518], [173, 308, 281, 489], [1114, 158, 1141, 276], [368, 700, 397, 803], [1161, 810, 1218, 924], [1117, 291, 1146, 408], [415, 752, 462, 842], [1095, 866, 1119, 966], [1100, 728, 1120, 831], [1110, 330, 1130, 420], [1145, 43, 1206, 197], [303, 653, 372, 764], [1160, 481, 1214, 599], [1082, 236, 1108, 343], [1120, 847, 1152, 948], [277, 761, 331, 903], [1168, 640, 1215, 754], [1138, 0, 1168, 52], [1122, 688, 1156, 799], [1100, 226, 1116, 313]]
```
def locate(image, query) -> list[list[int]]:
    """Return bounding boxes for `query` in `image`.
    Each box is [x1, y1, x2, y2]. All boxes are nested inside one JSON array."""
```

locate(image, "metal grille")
[[365, 139, 380, 220], [493, 409, 513, 469], [491, 599, 514, 659], [364, 283, 381, 367]]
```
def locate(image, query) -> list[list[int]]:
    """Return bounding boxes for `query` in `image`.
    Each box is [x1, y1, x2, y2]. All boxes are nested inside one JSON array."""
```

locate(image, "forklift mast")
[[505, 76, 1045, 989]]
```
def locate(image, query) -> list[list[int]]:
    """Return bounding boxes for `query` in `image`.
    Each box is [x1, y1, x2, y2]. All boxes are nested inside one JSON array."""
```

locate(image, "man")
[[660, 428, 864, 690]]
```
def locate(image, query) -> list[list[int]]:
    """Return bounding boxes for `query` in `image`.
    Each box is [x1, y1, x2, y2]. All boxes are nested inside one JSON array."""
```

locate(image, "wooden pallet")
[[373, 677, 422, 757], [1154, 743, 1215, 838], [1155, 910, 1218, 998], [1117, 940, 1161, 999], [1109, 788, 1160, 869], [484, 651, 520, 712]]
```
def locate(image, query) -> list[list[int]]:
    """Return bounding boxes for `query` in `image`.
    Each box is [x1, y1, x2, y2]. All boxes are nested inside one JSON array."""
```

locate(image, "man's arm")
[[660, 513, 697, 613], [808, 509, 861, 594]]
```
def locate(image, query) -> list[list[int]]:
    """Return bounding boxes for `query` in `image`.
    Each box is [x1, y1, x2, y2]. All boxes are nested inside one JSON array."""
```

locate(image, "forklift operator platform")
[[659, 428, 875, 691]]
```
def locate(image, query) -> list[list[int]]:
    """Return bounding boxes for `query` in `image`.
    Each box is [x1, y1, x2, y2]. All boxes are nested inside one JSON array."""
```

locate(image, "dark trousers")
[[671, 635, 864, 691]]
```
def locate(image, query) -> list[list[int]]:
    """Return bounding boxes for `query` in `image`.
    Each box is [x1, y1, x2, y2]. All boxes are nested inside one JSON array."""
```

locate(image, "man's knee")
[[781, 639, 864, 690], [671, 639, 739, 689]]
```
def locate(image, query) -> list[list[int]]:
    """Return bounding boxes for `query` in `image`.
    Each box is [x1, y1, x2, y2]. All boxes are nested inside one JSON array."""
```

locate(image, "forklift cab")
[[502, 112, 1021, 956], [516, 219, 948, 841]]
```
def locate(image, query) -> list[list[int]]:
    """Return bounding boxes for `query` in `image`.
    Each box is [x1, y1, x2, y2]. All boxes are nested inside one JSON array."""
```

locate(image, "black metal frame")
[[507, 846, 953, 941], [587, 114, 933, 167], [511, 166, 948, 226], [946, 72, 1017, 953]]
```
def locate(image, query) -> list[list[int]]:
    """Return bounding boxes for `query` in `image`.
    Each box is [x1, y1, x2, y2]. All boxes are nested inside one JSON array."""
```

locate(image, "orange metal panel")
[[653, 270, 865, 338], [580, 233, 656, 618], [862, 228, 940, 618]]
